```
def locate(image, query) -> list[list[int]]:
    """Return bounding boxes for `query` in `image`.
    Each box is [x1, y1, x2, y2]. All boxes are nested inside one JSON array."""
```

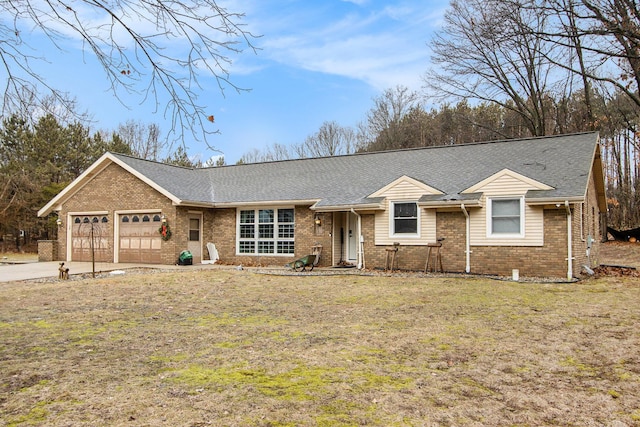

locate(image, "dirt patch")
[[599, 240, 640, 269], [1, 270, 639, 426]]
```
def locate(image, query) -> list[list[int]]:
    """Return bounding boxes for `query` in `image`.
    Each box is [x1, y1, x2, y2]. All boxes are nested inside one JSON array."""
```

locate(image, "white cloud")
[[246, 1, 447, 91]]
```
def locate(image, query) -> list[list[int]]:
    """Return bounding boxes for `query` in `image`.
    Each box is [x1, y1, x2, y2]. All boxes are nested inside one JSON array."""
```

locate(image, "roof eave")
[[312, 203, 385, 212], [212, 199, 321, 208], [525, 196, 584, 206], [418, 200, 482, 209]]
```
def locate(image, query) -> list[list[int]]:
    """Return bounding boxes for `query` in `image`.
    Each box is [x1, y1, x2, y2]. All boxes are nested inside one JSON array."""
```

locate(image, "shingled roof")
[[112, 132, 600, 208], [39, 132, 601, 217]]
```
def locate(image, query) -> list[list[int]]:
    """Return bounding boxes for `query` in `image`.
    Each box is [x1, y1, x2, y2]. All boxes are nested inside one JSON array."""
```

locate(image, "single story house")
[[38, 132, 606, 279]]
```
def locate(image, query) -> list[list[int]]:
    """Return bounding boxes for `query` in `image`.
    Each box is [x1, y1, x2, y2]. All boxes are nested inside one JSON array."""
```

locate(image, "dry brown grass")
[[0, 253, 37, 263], [1, 270, 639, 426]]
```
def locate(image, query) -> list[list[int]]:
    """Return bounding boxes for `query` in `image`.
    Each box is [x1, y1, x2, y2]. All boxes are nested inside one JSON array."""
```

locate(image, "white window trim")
[[487, 196, 525, 238], [389, 201, 421, 238], [236, 207, 295, 257]]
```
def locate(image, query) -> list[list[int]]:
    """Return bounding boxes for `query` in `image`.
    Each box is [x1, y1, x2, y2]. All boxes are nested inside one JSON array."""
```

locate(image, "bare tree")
[[0, 0, 258, 146], [537, 0, 640, 109], [359, 86, 420, 151], [425, 0, 567, 137], [117, 120, 164, 160], [302, 121, 356, 157]]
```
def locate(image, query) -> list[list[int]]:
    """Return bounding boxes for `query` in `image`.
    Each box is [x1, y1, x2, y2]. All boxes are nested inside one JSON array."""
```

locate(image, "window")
[[238, 208, 295, 255], [189, 218, 200, 242], [392, 202, 418, 236], [489, 198, 523, 236]]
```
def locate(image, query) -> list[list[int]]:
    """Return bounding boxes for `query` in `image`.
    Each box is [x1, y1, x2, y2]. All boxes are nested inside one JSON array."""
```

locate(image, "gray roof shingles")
[[112, 132, 598, 207]]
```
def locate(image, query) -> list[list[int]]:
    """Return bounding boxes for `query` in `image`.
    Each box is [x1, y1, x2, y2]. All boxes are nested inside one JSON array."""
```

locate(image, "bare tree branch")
[[0, 0, 259, 148]]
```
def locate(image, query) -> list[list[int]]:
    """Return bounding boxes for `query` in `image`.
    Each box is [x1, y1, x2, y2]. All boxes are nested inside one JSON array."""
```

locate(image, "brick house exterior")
[[39, 132, 606, 279]]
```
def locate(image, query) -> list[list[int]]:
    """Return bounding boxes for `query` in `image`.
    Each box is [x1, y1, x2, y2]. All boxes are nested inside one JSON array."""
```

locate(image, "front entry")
[[346, 212, 358, 264], [187, 213, 202, 263]]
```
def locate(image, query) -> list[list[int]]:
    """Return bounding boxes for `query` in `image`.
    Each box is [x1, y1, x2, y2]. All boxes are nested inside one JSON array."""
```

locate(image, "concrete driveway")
[[0, 261, 179, 283]]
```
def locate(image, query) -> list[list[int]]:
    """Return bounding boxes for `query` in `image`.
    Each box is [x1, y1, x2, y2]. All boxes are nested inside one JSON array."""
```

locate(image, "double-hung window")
[[489, 198, 524, 237], [392, 202, 419, 236], [238, 208, 295, 255]]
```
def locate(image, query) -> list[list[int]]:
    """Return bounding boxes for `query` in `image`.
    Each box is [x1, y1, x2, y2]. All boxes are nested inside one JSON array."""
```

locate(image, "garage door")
[[71, 216, 112, 262], [119, 213, 162, 264]]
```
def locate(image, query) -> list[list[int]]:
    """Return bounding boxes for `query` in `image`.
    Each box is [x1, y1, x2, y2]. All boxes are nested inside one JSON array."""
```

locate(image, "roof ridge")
[[109, 152, 197, 171], [205, 131, 599, 169]]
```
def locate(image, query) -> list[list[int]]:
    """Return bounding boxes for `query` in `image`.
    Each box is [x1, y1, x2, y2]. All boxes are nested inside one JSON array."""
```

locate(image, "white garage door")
[[119, 213, 162, 264], [71, 216, 111, 262]]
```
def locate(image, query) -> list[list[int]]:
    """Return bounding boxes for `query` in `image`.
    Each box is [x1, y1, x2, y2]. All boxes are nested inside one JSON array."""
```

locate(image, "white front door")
[[346, 212, 358, 264], [187, 213, 202, 263]]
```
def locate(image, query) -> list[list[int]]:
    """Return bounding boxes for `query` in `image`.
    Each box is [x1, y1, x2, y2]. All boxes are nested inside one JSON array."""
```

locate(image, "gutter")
[[565, 201, 573, 281], [461, 203, 471, 273], [350, 208, 364, 269]]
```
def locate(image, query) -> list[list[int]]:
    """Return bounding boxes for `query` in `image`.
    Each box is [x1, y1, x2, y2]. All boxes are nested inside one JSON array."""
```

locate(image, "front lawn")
[[1, 270, 639, 426]]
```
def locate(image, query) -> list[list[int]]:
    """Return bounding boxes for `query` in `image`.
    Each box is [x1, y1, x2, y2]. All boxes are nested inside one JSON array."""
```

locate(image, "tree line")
[[238, 0, 640, 230], [2, 0, 638, 250], [0, 107, 204, 251]]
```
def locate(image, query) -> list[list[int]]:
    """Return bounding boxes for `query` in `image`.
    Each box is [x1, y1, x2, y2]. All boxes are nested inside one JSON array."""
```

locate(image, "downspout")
[[461, 203, 471, 273], [350, 208, 364, 269], [565, 201, 573, 281]]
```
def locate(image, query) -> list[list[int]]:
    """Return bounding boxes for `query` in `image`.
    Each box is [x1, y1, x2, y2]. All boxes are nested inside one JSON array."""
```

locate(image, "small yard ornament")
[[58, 262, 69, 280], [159, 219, 172, 241]]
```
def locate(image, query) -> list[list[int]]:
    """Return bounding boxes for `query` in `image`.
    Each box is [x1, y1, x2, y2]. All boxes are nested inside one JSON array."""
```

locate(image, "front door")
[[346, 212, 358, 264], [187, 214, 202, 263]]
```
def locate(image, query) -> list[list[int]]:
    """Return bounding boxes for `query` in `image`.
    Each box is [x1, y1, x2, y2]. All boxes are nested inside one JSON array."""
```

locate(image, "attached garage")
[[118, 213, 162, 263], [71, 215, 112, 262]]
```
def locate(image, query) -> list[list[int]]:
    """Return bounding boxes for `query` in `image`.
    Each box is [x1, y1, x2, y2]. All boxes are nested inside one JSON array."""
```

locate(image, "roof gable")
[[369, 175, 443, 198], [462, 168, 554, 195], [38, 153, 182, 217]]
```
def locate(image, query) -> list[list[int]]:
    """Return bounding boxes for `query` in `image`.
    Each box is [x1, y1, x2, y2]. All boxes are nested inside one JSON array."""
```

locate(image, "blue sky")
[[20, 0, 449, 164]]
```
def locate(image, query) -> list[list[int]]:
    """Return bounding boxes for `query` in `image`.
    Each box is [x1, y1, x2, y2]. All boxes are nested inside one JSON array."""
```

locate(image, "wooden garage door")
[[119, 214, 162, 264], [71, 216, 112, 262]]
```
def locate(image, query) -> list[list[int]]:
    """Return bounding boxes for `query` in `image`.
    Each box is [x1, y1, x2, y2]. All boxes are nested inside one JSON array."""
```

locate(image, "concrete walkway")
[[0, 261, 187, 283]]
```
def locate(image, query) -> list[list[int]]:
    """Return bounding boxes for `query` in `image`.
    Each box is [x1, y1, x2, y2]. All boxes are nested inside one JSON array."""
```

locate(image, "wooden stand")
[[424, 243, 443, 273], [385, 247, 399, 272]]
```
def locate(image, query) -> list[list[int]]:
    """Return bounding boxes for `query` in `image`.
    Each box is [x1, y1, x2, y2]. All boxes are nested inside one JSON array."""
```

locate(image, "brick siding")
[[56, 162, 177, 263], [200, 206, 333, 267]]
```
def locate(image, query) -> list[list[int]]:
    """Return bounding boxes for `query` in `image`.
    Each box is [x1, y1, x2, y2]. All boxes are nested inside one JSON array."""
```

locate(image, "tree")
[[163, 146, 202, 168], [117, 120, 164, 161], [536, 0, 640, 110], [359, 86, 421, 151], [425, 0, 567, 137], [299, 121, 356, 157], [0, 0, 257, 146]]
